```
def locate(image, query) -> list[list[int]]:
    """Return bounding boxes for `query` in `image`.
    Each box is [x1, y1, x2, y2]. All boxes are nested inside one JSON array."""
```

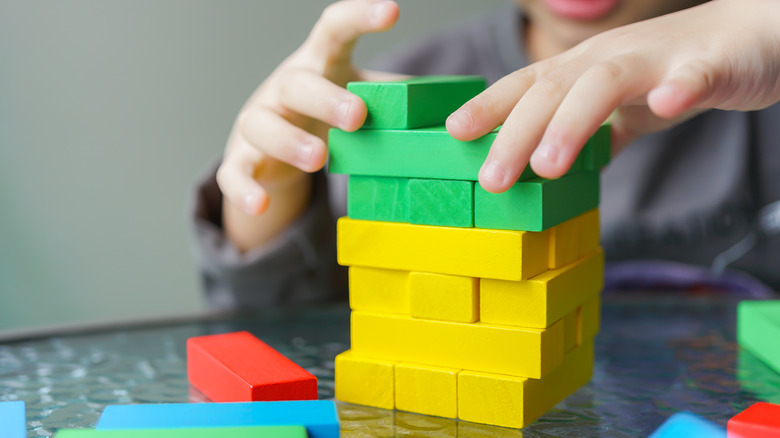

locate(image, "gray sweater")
[[190, 3, 780, 310]]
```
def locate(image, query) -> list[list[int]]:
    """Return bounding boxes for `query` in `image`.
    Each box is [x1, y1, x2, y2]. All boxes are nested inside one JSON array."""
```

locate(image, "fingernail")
[[533, 143, 561, 166], [447, 110, 473, 131], [337, 100, 353, 128], [243, 192, 259, 215], [479, 159, 506, 186], [297, 139, 315, 167]]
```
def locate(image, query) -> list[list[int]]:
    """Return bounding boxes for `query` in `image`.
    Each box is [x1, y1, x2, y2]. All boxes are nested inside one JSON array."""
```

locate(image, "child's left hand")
[[447, 0, 780, 193]]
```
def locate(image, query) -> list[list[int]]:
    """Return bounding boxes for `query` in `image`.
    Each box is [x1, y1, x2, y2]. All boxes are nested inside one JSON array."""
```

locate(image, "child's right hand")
[[217, 0, 401, 251]]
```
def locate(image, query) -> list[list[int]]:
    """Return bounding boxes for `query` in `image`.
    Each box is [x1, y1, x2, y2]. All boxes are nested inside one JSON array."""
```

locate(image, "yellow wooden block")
[[337, 217, 549, 281], [349, 267, 410, 315], [480, 250, 604, 328], [458, 340, 595, 429], [335, 350, 395, 409], [409, 272, 478, 323], [562, 294, 601, 353], [351, 311, 564, 379], [581, 294, 601, 341], [395, 362, 459, 418], [548, 209, 600, 269], [563, 306, 579, 353]]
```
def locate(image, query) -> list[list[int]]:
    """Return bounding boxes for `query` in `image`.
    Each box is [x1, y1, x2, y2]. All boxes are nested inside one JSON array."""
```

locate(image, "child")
[[191, 0, 780, 310]]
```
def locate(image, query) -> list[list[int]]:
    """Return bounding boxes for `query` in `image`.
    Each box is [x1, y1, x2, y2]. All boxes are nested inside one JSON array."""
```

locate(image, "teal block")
[[96, 400, 339, 438], [738, 300, 780, 375], [474, 172, 600, 232], [649, 412, 726, 438], [409, 179, 474, 227], [329, 124, 610, 181], [55, 426, 307, 438], [0, 401, 25, 438], [348, 76, 486, 129], [348, 175, 408, 222]]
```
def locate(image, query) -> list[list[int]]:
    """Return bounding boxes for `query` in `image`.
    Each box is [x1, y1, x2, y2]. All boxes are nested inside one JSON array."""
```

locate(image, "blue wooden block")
[[649, 412, 726, 438], [96, 400, 339, 438], [0, 401, 26, 438]]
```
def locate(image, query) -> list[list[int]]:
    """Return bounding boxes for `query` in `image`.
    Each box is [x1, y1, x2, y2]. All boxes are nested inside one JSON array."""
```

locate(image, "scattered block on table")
[[728, 402, 780, 438], [457, 340, 594, 429], [0, 400, 25, 438], [329, 124, 610, 181], [186, 331, 317, 402], [738, 300, 780, 375], [335, 350, 395, 410], [55, 426, 307, 438], [480, 250, 603, 328], [648, 412, 726, 438], [408, 179, 474, 227], [474, 171, 600, 232], [409, 272, 479, 323], [548, 209, 600, 269], [349, 266, 410, 315], [347, 175, 408, 222], [350, 310, 564, 379], [348, 75, 486, 129], [337, 217, 549, 281], [96, 400, 339, 438], [736, 348, 780, 405], [395, 362, 459, 419]]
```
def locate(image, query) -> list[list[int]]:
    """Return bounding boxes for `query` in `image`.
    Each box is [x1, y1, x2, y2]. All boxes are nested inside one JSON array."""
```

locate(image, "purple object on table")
[[604, 261, 775, 299]]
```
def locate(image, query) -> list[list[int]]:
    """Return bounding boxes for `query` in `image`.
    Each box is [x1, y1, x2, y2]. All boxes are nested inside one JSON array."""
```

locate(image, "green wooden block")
[[586, 124, 611, 169], [738, 300, 780, 375], [348, 76, 486, 129], [409, 179, 474, 227], [348, 175, 409, 222], [329, 124, 610, 181], [474, 171, 600, 232], [55, 426, 308, 438]]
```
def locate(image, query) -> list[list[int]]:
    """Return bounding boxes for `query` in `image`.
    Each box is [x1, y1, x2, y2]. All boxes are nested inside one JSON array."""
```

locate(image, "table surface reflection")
[[1, 293, 779, 437]]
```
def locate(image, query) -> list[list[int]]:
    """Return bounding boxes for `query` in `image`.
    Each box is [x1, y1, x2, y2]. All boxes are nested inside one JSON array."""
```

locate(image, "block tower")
[[329, 76, 609, 429]]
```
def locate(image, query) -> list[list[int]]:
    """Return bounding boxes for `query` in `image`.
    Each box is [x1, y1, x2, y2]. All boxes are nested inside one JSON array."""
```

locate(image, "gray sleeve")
[[188, 162, 347, 311]]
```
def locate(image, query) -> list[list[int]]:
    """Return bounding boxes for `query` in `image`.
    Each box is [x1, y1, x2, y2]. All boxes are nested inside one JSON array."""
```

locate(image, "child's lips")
[[543, 0, 621, 21]]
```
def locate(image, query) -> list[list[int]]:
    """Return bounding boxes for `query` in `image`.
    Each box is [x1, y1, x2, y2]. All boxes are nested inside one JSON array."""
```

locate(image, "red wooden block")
[[728, 402, 780, 438], [187, 331, 317, 402]]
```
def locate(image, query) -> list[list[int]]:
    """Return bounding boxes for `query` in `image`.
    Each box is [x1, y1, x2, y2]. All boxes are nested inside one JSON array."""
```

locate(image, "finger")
[[478, 66, 579, 193], [446, 65, 544, 141], [217, 148, 270, 216], [531, 56, 651, 178], [647, 60, 720, 119], [238, 107, 328, 173], [301, 0, 399, 67], [279, 69, 367, 131]]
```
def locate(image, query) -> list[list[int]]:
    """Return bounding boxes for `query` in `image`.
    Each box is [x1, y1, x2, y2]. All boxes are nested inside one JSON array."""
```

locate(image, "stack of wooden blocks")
[[329, 76, 610, 428]]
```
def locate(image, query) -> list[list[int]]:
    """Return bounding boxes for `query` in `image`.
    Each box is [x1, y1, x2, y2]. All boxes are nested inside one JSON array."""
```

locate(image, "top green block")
[[348, 75, 486, 129]]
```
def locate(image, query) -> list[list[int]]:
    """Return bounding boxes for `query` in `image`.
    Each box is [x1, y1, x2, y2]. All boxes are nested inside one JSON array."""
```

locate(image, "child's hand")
[[447, 0, 780, 193], [218, 0, 400, 250]]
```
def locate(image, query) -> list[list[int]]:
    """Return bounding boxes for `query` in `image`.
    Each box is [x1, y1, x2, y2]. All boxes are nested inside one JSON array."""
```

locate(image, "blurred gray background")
[[0, 0, 506, 332]]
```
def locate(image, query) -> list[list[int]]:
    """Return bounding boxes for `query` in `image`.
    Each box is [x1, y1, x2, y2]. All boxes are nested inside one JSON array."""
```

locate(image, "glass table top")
[[1, 293, 779, 437]]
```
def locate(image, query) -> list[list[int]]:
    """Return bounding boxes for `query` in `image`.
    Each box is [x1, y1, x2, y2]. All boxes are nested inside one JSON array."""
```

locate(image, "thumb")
[[647, 60, 720, 119]]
